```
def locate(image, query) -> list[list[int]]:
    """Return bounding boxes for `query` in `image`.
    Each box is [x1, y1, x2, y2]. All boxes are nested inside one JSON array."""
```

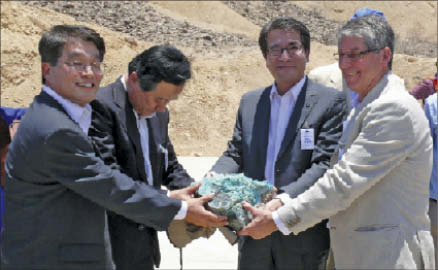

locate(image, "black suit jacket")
[[1, 91, 181, 269], [96, 77, 193, 269], [212, 78, 346, 268]]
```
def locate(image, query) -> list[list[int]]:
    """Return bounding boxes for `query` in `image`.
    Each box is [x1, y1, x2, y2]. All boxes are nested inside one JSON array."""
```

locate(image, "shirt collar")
[[121, 75, 156, 121], [270, 75, 306, 101], [42, 85, 92, 134], [350, 90, 361, 109]]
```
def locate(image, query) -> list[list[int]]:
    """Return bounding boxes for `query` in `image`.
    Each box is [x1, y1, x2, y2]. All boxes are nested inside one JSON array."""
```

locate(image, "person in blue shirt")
[[424, 92, 437, 267], [0, 106, 27, 237]]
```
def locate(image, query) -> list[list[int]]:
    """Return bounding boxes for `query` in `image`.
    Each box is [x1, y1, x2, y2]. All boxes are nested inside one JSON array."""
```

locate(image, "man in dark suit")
[[96, 46, 195, 269], [1, 25, 227, 270], [210, 17, 346, 269]]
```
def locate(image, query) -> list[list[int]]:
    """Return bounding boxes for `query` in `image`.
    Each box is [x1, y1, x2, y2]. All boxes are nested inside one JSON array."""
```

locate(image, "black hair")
[[38, 25, 105, 83], [259, 17, 311, 58], [128, 45, 191, 91]]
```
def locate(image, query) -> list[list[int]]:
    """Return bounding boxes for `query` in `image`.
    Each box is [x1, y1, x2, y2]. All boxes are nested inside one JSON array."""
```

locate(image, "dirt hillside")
[[1, 1, 437, 156]]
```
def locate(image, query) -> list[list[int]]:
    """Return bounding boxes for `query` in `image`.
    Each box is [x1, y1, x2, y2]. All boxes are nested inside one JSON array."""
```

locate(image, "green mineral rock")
[[196, 173, 275, 231]]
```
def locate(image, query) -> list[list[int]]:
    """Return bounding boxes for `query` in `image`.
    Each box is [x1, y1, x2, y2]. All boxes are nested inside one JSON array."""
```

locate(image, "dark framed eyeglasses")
[[268, 43, 303, 57], [334, 48, 382, 61], [64, 61, 103, 73]]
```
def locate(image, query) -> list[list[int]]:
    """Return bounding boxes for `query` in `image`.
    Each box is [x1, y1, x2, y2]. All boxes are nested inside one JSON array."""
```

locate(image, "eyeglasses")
[[334, 48, 381, 61], [268, 44, 303, 57], [64, 61, 103, 73]]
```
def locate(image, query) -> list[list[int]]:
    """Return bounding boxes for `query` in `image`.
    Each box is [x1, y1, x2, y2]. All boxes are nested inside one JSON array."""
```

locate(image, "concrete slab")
[[157, 156, 238, 270]]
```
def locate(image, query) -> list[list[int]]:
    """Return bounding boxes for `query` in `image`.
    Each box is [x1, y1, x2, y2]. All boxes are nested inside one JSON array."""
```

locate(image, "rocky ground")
[[23, 1, 258, 55], [23, 1, 436, 58], [1, 1, 437, 156]]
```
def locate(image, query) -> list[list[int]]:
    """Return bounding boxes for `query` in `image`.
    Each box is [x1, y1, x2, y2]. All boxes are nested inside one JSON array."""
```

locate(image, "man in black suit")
[[1, 25, 227, 270], [97, 46, 197, 269], [210, 17, 346, 269]]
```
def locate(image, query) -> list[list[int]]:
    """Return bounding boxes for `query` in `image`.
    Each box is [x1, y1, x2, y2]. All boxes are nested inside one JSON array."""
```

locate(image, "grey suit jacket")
[[1, 91, 181, 269], [211, 77, 346, 265], [96, 78, 193, 268], [213, 78, 346, 198]]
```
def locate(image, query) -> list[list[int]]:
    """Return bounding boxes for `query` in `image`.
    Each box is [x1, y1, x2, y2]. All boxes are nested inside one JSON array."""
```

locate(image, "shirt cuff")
[[272, 210, 292, 235], [276, 193, 293, 205], [173, 201, 188, 220]]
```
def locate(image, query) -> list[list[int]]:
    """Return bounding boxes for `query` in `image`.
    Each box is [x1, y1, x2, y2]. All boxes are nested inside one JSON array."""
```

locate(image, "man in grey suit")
[[210, 17, 346, 270], [96, 46, 195, 270], [239, 15, 435, 270], [1, 25, 227, 270]]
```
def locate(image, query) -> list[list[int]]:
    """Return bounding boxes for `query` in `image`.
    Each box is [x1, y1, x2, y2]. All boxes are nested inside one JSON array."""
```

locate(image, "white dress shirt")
[[120, 77, 186, 219], [263, 77, 306, 233], [42, 85, 92, 135], [121, 76, 155, 186], [264, 76, 306, 184]]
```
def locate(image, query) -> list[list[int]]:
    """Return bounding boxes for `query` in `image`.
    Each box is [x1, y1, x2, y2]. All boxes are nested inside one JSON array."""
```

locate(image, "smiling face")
[[42, 39, 103, 106], [127, 72, 184, 116], [338, 36, 390, 99], [265, 29, 309, 95]]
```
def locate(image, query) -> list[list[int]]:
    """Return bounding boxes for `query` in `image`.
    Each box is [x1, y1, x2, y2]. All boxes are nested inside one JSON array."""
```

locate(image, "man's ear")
[[305, 49, 310, 63], [128, 71, 138, 84], [41, 62, 51, 80], [381, 47, 391, 66]]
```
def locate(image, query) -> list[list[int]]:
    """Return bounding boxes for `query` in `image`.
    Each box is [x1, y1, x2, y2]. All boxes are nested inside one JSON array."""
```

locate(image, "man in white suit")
[[238, 14, 435, 270]]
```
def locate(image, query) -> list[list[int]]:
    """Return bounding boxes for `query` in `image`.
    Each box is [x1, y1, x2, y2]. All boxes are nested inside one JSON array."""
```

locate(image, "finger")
[[185, 182, 201, 194], [199, 193, 215, 204], [206, 215, 228, 227], [241, 201, 257, 215], [237, 221, 255, 236]]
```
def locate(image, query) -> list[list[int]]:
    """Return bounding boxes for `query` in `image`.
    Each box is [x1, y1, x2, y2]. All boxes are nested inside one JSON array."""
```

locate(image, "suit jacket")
[[96, 77, 193, 268], [1, 91, 182, 270], [278, 73, 435, 269], [212, 78, 346, 263]]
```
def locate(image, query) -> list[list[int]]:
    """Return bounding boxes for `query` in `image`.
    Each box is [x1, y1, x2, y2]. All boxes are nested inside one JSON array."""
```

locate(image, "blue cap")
[[349, 8, 386, 21]]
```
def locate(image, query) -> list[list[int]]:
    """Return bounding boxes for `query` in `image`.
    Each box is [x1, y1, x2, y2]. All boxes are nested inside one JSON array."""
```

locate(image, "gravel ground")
[[23, 1, 436, 57], [23, 1, 258, 55]]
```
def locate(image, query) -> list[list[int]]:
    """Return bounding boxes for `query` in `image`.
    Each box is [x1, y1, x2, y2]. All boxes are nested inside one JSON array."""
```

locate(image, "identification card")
[[301, 128, 314, 150]]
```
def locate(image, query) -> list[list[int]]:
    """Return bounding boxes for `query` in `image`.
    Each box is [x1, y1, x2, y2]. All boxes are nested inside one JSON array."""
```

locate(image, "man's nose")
[[79, 65, 95, 76], [279, 49, 292, 60], [338, 56, 352, 69]]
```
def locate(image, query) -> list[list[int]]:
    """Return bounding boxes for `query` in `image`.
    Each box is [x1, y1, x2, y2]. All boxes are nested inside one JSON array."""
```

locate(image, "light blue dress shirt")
[[425, 93, 437, 200]]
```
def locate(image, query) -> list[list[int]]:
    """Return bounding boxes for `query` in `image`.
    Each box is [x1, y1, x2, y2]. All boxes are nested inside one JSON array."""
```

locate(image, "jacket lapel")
[[253, 87, 272, 178], [277, 78, 318, 159], [112, 83, 148, 182]]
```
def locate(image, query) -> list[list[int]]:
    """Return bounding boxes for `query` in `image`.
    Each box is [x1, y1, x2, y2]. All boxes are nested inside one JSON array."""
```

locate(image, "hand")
[[264, 198, 283, 211], [185, 194, 228, 227], [237, 201, 278, 239], [203, 171, 217, 178], [169, 182, 200, 201]]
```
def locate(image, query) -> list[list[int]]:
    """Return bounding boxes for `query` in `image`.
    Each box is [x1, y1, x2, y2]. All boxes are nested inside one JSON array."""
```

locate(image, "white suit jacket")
[[277, 72, 435, 269]]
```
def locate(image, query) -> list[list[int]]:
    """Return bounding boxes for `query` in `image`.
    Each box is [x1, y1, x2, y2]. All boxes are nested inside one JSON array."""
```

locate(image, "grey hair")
[[337, 15, 394, 69]]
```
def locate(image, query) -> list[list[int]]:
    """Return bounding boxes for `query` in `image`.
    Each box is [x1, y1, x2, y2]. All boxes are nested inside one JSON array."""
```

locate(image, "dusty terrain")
[[1, 1, 437, 156]]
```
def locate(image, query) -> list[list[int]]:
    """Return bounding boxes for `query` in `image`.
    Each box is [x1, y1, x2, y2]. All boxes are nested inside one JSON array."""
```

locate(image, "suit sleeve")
[[159, 110, 194, 189], [280, 91, 346, 198], [43, 128, 181, 231], [210, 98, 244, 174], [277, 100, 418, 233], [163, 134, 194, 189]]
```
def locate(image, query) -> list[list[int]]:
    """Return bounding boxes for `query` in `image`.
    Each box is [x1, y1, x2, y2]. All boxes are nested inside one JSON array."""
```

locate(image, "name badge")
[[301, 128, 314, 150], [159, 144, 169, 170]]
